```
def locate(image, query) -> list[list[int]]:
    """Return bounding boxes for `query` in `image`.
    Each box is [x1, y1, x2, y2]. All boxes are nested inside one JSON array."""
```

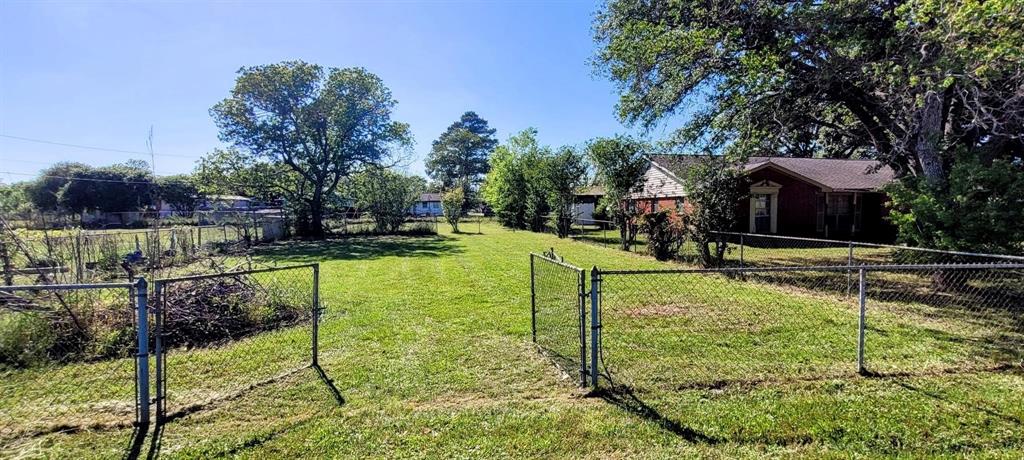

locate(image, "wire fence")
[[1, 218, 285, 286], [153, 264, 320, 423], [0, 281, 144, 448], [590, 264, 1024, 393], [325, 213, 438, 235], [530, 252, 587, 386]]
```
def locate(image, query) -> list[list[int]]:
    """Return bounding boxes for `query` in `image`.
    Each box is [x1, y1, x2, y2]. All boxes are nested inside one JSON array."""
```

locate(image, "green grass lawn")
[[3, 222, 1023, 458]]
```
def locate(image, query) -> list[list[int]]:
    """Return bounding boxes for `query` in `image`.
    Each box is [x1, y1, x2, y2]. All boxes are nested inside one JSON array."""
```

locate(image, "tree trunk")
[[915, 90, 946, 187], [309, 193, 325, 239]]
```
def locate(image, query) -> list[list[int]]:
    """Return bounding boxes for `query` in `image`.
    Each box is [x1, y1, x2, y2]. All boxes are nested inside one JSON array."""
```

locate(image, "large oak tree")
[[595, 0, 1024, 252], [211, 61, 411, 238]]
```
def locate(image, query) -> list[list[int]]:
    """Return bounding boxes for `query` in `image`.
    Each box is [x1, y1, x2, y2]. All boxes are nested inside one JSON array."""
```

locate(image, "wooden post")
[[1, 241, 13, 286]]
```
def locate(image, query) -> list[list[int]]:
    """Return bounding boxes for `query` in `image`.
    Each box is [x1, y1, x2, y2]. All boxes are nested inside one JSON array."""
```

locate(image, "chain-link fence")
[[565, 218, 1024, 268], [860, 265, 1024, 376], [153, 264, 319, 422], [589, 263, 1024, 394], [530, 253, 587, 386], [699, 231, 1024, 268], [325, 213, 438, 235], [0, 281, 145, 449]]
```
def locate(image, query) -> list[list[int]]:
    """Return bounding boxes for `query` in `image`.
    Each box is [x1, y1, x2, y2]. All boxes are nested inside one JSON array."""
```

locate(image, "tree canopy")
[[211, 61, 412, 237], [587, 136, 648, 250], [26, 161, 155, 219], [481, 129, 551, 231], [347, 168, 423, 234], [426, 111, 497, 190], [595, 0, 1024, 252]]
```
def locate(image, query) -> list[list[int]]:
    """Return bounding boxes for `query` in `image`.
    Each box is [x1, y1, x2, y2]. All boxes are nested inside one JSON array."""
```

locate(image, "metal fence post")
[[847, 241, 855, 297], [578, 268, 587, 387], [0, 241, 13, 286], [135, 277, 150, 426], [857, 268, 867, 375], [529, 254, 537, 343], [590, 266, 601, 388], [739, 234, 745, 268], [312, 264, 320, 367]]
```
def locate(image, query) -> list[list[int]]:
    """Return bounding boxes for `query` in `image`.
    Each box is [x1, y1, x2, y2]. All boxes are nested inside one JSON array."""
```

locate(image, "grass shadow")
[[253, 234, 464, 263], [591, 384, 722, 444]]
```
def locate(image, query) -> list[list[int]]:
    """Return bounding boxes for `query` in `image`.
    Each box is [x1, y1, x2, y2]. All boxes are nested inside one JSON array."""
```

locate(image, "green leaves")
[[211, 61, 412, 237], [426, 111, 498, 194]]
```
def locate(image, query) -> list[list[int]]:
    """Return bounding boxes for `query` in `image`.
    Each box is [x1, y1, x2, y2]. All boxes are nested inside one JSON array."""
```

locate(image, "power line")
[[1, 171, 161, 185], [0, 134, 203, 159], [1, 170, 284, 192]]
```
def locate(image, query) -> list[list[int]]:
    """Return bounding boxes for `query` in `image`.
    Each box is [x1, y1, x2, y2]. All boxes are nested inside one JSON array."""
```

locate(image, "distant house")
[[631, 155, 898, 242], [198, 195, 255, 211], [573, 186, 605, 221], [410, 193, 442, 216]]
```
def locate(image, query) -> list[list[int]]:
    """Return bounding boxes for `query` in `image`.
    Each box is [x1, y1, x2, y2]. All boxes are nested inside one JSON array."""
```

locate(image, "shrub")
[[442, 187, 465, 232], [0, 312, 56, 368], [640, 210, 685, 261]]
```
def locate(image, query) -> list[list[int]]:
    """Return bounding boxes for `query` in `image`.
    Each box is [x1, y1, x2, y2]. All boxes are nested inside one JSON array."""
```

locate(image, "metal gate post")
[[134, 277, 150, 425], [529, 254, 537, 343], [312, 264, 320, 367], [578, 269, 587, 387], [589, 267, 601, 388], [857, 268, 867, 374]]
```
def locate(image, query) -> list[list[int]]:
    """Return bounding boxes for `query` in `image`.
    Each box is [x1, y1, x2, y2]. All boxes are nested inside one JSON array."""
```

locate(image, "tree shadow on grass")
[[254, 234, 463, 263], [890, 372, 1024, 427]]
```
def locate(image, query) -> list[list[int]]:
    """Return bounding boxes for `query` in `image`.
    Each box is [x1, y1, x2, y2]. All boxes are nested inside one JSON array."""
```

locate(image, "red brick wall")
[[738, 168, 821, 236]]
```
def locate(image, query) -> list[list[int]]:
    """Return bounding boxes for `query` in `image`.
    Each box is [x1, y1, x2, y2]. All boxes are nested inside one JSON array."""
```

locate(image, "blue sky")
[[1, 0, 667, 183]]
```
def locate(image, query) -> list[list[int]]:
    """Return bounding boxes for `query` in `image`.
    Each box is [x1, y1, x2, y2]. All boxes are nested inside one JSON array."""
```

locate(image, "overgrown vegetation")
[[348, 168, 424, 235]]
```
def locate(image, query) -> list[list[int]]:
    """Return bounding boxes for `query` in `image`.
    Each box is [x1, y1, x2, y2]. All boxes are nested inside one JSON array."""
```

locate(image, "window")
[[827, 194, 851, 216], [675, 198, 684, 213], [753, 194, 770, 217]]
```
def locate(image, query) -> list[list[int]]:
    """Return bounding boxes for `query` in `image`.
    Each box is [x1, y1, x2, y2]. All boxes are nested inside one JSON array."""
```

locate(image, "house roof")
[[649, 154, 894, 192], [576, 185, 605, 196], [207, 194, 252, 201], [419, 193, 442, 202], [744, 157, 894, 191]]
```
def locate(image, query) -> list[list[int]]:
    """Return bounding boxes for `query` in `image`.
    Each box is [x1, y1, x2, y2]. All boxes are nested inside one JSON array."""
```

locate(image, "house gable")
[[632, 159, 687, 199]]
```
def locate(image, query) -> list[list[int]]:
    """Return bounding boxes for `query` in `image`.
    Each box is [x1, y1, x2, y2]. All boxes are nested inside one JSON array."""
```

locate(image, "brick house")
[[633, 155, 897, 242]]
